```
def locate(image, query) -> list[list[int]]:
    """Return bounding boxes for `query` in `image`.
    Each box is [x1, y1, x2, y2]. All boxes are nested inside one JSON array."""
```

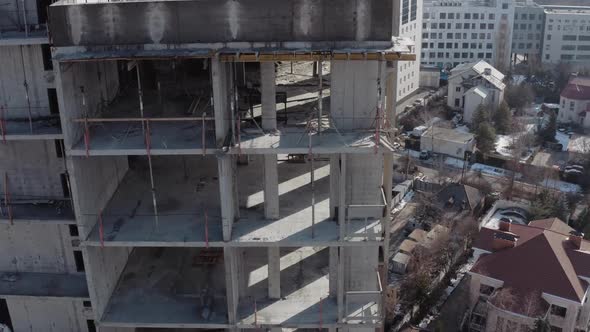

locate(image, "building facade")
[[0, 0, 417, 331], [0, 0, 94, 331], [395, 0, 423, 102], [512, 1, 546, 65], [542, 6, 590, 66], [558, 76, 590, 128], [447, 60, 506, 124], [421, 0, 515, 72]]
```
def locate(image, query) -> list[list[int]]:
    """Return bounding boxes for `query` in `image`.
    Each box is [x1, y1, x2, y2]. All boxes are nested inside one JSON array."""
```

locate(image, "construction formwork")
[[46, 0, 414, 331]]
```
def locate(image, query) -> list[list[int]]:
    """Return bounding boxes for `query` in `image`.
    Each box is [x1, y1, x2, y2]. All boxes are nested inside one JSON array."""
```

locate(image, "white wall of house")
[[558, 96, 590, 128], [464, 89, 489, 124]]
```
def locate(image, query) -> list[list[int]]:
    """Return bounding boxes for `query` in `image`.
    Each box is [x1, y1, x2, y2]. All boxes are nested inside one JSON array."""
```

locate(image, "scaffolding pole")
[[145, 120, 159, 229], [309, 131, 315, 239], [318, 59, 323, 136], [374, 60, 383, 154], [19, 46, 33, 134], [202, 112, 207, 156], [136, 61, 146, 134]]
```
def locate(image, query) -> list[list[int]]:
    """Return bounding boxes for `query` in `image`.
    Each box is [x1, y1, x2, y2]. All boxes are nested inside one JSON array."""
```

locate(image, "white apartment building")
[[512, 1, 545, 65], [542, 6, 590, 66], [396, 0, 423, 101], [421, 0, 515, 72]]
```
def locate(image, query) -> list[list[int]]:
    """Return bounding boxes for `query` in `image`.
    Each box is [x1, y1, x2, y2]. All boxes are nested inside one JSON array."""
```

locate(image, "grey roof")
[[450, 60, 506, 91]]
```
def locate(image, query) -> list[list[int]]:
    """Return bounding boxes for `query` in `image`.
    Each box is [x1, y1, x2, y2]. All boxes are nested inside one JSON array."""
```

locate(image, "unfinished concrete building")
[[0, 0, 94, 329], [2, 0, 412, 331]]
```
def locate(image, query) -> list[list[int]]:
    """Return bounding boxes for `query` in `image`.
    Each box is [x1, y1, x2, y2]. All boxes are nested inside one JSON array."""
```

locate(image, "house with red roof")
[[467, 218, 590, 332], [558, 77, 590, 129]]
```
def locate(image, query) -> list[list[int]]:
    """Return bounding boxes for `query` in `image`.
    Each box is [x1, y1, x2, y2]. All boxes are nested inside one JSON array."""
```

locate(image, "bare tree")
[[490, 288, 517, 311]]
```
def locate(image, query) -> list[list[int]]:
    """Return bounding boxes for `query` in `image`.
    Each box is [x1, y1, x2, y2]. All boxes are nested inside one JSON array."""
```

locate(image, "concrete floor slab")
[[101, 247, 229, 328], [235, 128, 387, 154], [0, 200, 75, 224], [0, 272, 89, 299], [0, 31, 48, 46], [3, 118, 63, 140], [85, 156, 224, 247]]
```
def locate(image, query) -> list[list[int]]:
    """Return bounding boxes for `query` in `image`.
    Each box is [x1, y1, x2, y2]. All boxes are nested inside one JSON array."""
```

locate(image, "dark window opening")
[[86, 320, 96, 332], [74, 251, 85, 272], [48, 88, 59, 115], [83, 301, 92, 308], [54, 139, 64, 158], [41, 45, 53, 70], [36, 0, 51, 24], [60, 173, 70, 198], [0, 299, 13, 330], [69, 225, 79, 237]]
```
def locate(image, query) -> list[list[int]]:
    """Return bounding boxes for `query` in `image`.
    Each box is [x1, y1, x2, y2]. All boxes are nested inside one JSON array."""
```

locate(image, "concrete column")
[[218, 155, 237, 241], [329, 155, 340, 219], [385, 62, 398, 130], [268, 246, 281, 299], [329, 246, 338, 296], [223, 247, 240, 324], [261, 62, 277, 130], [212, 58, 233, 144], [263, 154, 280, 219], [337, 246, 345, 321]]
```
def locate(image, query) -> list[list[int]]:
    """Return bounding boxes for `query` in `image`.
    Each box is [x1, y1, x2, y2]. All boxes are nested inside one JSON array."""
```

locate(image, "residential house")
[[558, 77, 590, 128], [436, 183, 485, 217], [447, 60, 506, 124], [420, 126, 475, 159], [467, 218, 590, 332]]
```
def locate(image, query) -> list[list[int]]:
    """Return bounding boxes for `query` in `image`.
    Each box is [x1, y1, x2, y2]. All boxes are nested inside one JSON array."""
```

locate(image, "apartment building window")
[[480, 23, 486, 29], [69, 225, 79, 237], [41, 44, 53, 71], [502, 3, 509, 9], [486, 43, 493, 49], [449, 13, 454, 19], [446, 43, 453, 48], [456, 23, 462, 29], [547, 34, 552, 40], [430, 33, 437, 39], [461, 52, 468, 58], [455, 33, 462, 39], [454, 52, 460, 57], [447, 33, 453, 39], [422, 42, 428, 48], [488, 24, 494, 29], [438, 33, 443, 39], [563, 35, 577, 41], [437, 52, 444, 57], [430, 42, 434, 48], [474, 13, 479, 20], [423, 12, 430, 19], [580, 35, 590, 41], [579, 45, 590, 51], [472, 33, 477, 39], [521, 14, 527, 20], [440, 13, 446, 19], [410, 0, 417, 21], [465, 13, 471, 19], [548, 25, 553, 31], [438, 42, 444, 48], [431, 23, 438, 29], [489, 13, 495, 20], [521, 23, 527, 29], [422, 33, 429, 39], [462, 43, 469, 48], [562, 45, 576, 51], [479, 33, 486, 39], [74, 251, 85, 272], [485, 53, 492, 59], [570, 101, 575, 110], [470, 53, 474, 58], [561, 54, 574, 60], [402, 0, 409, 24], [464, 23, 470, 29], [429, 52, 435, 58]]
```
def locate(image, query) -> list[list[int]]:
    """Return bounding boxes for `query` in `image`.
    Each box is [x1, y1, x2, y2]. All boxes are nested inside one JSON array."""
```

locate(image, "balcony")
[[0, 272, 89, 299], [0, 11, 49, 45]]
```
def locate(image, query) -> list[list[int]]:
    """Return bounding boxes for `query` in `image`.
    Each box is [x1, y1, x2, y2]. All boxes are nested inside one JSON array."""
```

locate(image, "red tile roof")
[[471, 218, 590, 316], [561, 77, 590, 100]]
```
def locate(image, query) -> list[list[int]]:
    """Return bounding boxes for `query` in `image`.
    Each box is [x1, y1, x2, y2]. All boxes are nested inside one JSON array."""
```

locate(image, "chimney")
[[569, 231, 584, 250], [484, 68, 492, 76], [492, 233, 517, 251], [498, 219, 512, 232]]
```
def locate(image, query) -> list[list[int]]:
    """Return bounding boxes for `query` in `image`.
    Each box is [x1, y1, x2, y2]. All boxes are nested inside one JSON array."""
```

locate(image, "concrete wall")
[[0, 45, 52, 119], [49, 0, 394, 47], [55, 61, 119, 149], [0, 140, 65, 198], [484, 303, 536, 332], [0, 0, 44, 31], [6, 298, 89, 332], [0, 223, 77, 272], [331, 61, 386, 130], [419, 68, 440, 88]]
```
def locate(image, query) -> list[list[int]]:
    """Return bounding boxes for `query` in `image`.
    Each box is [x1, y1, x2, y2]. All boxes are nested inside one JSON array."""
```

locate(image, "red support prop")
[[84, 118, 90, 158], [98, 211, 104, 248], [204, 210, 209, 248], [3, 172, 13, 225], [0, 107, 6, 143]]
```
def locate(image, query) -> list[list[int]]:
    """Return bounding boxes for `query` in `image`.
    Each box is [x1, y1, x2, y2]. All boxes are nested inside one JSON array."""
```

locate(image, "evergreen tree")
[[493, 101, 512, 135], [533, 317, 551, 332], [471, 105, 490, 133], [537, 110, 557, 144], [475, 122, 497, 154]]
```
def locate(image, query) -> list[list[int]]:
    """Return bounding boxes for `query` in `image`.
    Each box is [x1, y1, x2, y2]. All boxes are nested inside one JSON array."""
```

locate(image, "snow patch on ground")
[[471, 163, 521, 178], [495, 124, 535, 160], [391, 190, 415, 215], [540, 178, 581, 193], [555, 132, 570, 151], [444, 157, 465, 169]]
